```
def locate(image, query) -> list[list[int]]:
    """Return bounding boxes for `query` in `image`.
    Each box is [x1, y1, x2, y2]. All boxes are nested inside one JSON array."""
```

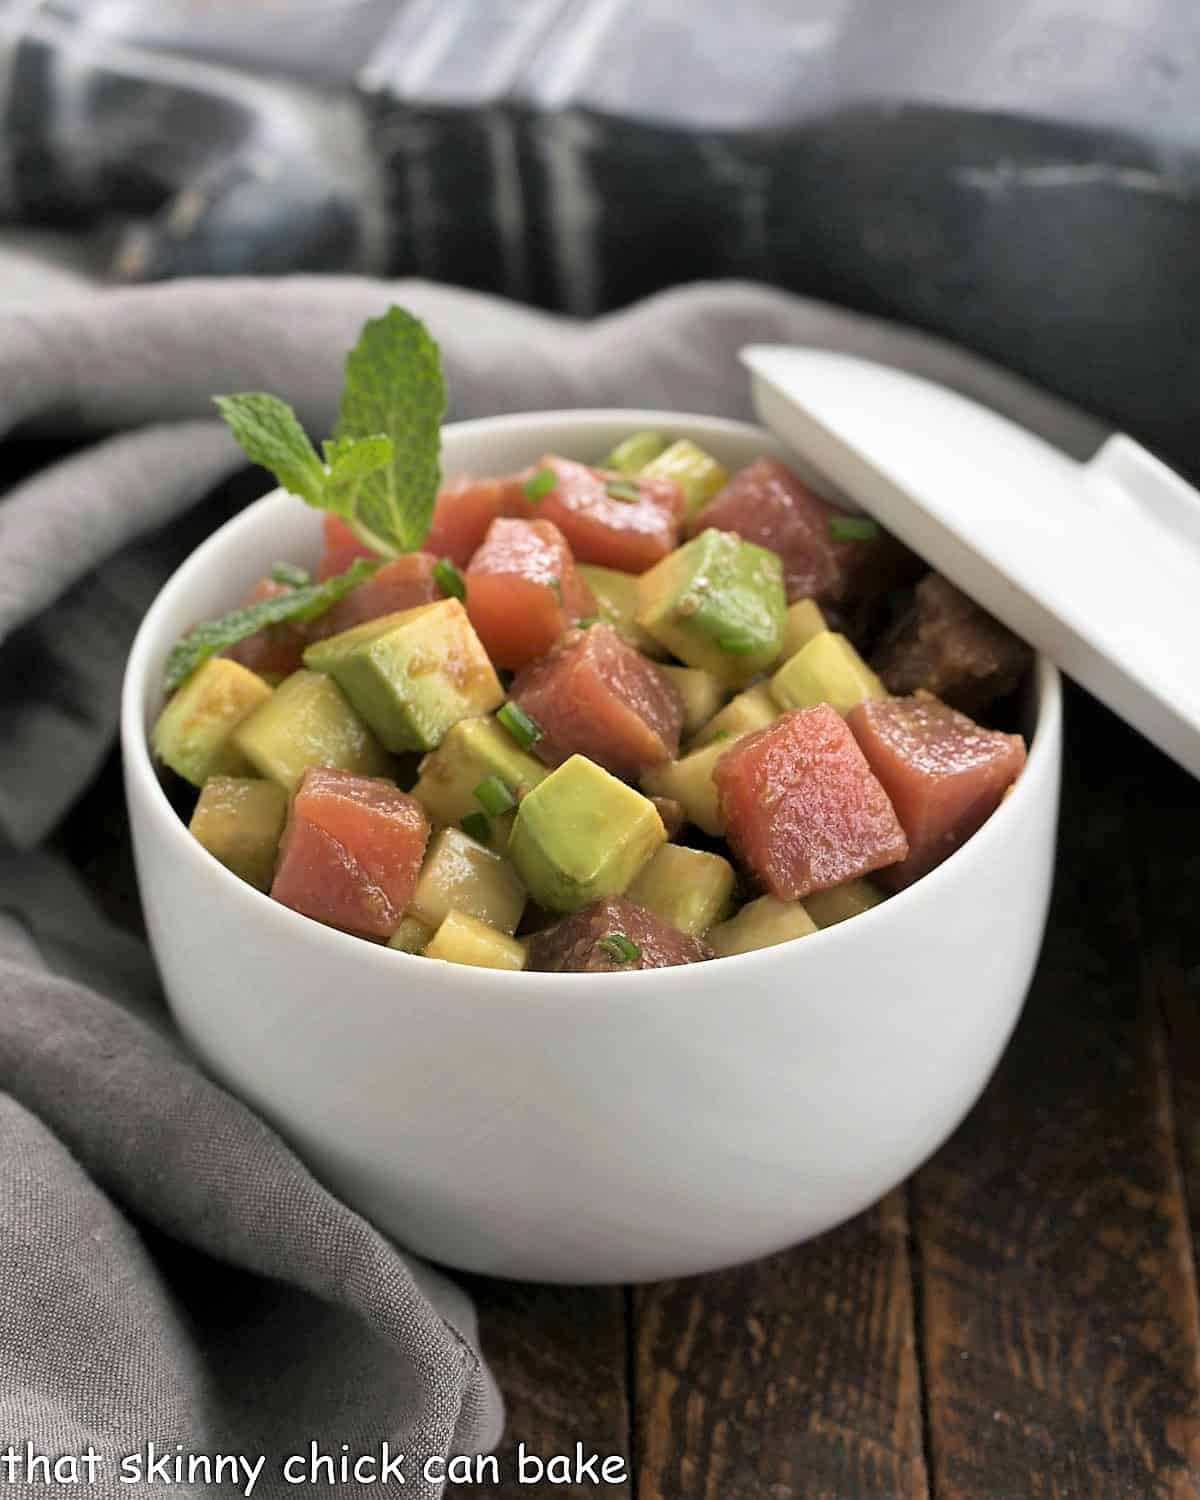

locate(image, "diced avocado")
[[779, 598, 829, 662], [626, 845, 736, 936], [770, 631, 888, 717], [188, 775, 287, 890], [409, 826, 527, 935], [410, 715, 548, 845], [641, 439, 730, 518], [509, 754, 666, 913], [636, 528, 786, 688], [424, 911, 526, 971], [804, 879, 884, 929], [387, 914, 434, 953], [232, 669, 391, 793], [707, 895, 818, 957], [152, 658, 271, 786], [602, 430, 667, 473], [641, 738, 731, 836], [577, 564, 667, 657], [303, 600, 504, 753], [658, 664, 726, 738], [690, 682, 777, 749]]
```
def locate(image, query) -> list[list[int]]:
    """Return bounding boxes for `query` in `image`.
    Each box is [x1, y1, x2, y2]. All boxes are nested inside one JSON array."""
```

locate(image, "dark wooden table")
[[65, 681, 1200, 1499]]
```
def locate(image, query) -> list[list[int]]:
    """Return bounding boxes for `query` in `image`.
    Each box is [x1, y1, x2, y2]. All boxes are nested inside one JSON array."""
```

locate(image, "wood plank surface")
[[914, 688, 1200, 1500], [633, 1189, 929, 1499], [1135, 710, 1200, 1271], [447, 1282, 631, 1499]]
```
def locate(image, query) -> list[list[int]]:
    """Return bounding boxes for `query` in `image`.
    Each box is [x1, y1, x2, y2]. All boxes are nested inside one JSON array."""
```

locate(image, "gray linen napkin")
[[0, 276, 1107, 1495]]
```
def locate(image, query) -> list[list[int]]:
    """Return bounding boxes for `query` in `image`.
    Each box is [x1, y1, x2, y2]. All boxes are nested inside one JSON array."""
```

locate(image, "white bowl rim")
[[121, 407, 1063, 996]]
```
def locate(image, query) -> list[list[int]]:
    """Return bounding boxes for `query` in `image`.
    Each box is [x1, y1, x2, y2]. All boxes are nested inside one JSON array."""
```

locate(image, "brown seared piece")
[[872, 573, 1031, 715], [526, 896, 713, 973], [509, 621, 685, 777]]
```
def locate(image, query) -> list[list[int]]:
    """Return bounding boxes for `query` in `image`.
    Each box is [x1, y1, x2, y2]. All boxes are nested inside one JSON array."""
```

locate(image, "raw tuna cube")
[[271, 767, 430, 938], [509, 621, 685, 777], [532, 455, 683, 573], [692, 457, 911, 606], [848, 694, 1026, 887], [526, 895, 712, 972], [872, 573, 1032, 715], [424, 474, 532, 567], [714, 705, 908, 899], [309, 554, 441, 641], [224, 579, 308, 679], [317, 515, 376, 581], [465, 517, 596, 669]]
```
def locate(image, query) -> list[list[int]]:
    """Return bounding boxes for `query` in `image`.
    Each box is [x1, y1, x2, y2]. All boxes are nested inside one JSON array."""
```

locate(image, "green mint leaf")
[[162, 559, 378, 695], [320, 434, 398, 554], [214, 393, 327, 507], [334, 306, 446, 553]]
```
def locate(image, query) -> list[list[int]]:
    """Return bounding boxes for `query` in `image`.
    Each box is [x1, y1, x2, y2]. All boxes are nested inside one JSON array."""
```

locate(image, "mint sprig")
[[214, 305, 445, 558], [334, 307, 446, 554], [163, 559, 377, 695]]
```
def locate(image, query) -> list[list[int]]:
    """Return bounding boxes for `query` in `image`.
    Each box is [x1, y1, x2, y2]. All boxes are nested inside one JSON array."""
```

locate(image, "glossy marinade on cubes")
[[714, 704, 910, 900], [464, 517, 596, 668], [509, 622, 685, 777], [526, 896, 712, 972], [529, 455, 684, 573], [271, 767, 431, 939], [692, 456, 913, 606], [847, 693, 1026, 888]]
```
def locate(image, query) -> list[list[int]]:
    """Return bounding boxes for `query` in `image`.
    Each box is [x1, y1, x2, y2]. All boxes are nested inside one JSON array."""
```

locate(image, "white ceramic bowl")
[[122, 411, 1062, 1284]]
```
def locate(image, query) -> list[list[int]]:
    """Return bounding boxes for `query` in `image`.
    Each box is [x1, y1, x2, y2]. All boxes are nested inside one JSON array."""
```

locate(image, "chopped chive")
[[605, 480, 641, 503], [598, 933, 641, 964], [524, 466, 557, 502], [474, 775, 516, 817], [828, 514, 880, 542], [576, 614, 602, 628], [270, 561, 312, 588], [433, 556, 466, 601], [497, 701, 543, 749], [461, 811, 491, 844], [548, 574, 563, 605], [708, 729, 732, 742]]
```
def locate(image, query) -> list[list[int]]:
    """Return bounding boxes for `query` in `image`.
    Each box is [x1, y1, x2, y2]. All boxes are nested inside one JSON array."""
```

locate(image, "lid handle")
[[1085, 434, 1200, 553]]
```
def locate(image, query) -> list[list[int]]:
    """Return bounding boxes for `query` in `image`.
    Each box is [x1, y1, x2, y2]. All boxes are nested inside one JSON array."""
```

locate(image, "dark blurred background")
[[1, 0, 1197, 468]]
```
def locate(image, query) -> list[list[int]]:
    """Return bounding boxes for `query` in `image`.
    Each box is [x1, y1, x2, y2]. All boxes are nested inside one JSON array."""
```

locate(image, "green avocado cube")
[[640, 738, 730, 836], [410, 715, 548, 842], [636, 528, 786, 687], [657, 664, 726, 738], [508, 754, 666, 913], [689, 682, 778, 749], [303, 599, 504, 753], [626, 844, 736, 936], [151, 657, 271, 787], [387, 914, 435, 954], [804, 879, 884, 929], [231, 669, 391, 793], [640, 439, 730, 518], [188, 775, 288, 891], [601, 430, 667, 473], [707, 895, 818, 957], [778, 597, 829, 662], [770, 631, 888, 717], [577, 564, 667, 658]]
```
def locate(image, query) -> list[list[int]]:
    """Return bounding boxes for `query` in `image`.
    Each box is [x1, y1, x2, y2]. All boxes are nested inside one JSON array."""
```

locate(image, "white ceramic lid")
[[742, 344, 1200, 781]]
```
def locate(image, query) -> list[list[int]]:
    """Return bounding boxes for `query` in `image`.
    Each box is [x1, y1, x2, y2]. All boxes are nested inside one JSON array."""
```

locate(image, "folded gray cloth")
[[0, 276, 1107, 1496]]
